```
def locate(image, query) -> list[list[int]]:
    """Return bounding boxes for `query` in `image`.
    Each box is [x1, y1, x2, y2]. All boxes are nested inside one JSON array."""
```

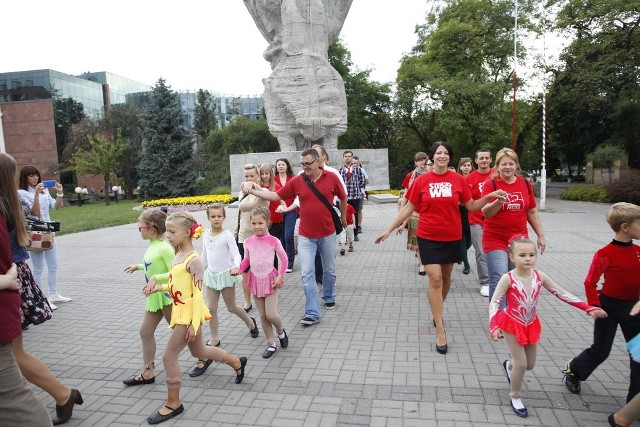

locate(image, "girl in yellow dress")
[[143, 212, 247, 425]]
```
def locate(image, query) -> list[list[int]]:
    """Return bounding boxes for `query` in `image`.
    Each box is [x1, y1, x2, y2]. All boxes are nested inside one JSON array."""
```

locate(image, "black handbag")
[[301, 174, 343, 235]]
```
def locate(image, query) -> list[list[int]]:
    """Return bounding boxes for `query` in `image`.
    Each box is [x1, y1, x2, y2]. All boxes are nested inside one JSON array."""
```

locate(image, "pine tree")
[[137, 78, 197, 199]]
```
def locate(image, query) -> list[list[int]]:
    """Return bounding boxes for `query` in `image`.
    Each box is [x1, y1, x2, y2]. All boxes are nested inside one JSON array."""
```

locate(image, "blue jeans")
[[282, 211, 298, 269], [486, 249, 513, 302], [30, 243, 58, 294], [298, 233, 337, 320]]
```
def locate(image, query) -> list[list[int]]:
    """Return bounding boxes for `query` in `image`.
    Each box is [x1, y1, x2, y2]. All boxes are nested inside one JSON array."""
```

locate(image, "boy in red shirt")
[[338, 203, 356, 255], [563, 202, 640, 403]]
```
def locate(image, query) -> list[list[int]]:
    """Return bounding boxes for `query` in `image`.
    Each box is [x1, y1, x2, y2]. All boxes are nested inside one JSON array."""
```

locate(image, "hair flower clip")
[[191, 223, 204, 238]]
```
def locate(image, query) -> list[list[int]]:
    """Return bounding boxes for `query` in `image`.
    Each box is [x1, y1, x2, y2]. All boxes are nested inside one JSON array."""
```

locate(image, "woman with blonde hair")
[[480, 148, 546, 300], [237, 163, 269, 312], [259, 163, 286, 267]]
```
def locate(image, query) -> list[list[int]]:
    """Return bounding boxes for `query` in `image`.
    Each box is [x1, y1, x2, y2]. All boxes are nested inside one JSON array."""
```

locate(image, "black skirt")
[[417, 238, 462, 265], [17, 261, 53, 328]]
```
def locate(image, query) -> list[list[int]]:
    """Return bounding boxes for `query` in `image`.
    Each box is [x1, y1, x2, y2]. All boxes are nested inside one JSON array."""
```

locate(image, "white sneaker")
[[480, 286, 489, 297], [48, 300, 58, 310], [49, 292, 72, 303]]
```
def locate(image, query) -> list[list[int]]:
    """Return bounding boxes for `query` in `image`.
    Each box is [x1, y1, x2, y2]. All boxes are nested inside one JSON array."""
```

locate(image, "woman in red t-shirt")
[[481, 148, 546, 301], [274, 158, 297, 273], [376, 142, 506, 354]]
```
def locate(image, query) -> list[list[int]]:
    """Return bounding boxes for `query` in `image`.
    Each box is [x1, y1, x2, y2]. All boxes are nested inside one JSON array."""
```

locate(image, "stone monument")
[[243, 0, 353, 151]]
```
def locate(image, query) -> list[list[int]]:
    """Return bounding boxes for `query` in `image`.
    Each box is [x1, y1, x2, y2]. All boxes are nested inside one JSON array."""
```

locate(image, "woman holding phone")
[[17, 165, 71, 310]]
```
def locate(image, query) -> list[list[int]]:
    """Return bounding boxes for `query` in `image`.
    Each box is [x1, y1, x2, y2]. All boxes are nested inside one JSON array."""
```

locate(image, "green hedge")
[[559, 186, 609, 203]]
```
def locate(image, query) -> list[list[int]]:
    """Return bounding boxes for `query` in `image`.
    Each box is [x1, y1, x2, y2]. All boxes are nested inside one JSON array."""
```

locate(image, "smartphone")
[[43, 180, 56, 188]]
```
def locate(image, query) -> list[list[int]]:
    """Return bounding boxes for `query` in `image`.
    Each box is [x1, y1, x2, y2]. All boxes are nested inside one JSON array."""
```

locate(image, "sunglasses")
[[300, 159, 317, 167], [138, 226, 153, 232]]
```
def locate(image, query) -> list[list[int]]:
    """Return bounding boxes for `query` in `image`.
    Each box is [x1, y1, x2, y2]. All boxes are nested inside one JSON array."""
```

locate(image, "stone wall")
[[585, 154, 640, 185], [230, 149, 389, 194], [1, 100, 58, 179]]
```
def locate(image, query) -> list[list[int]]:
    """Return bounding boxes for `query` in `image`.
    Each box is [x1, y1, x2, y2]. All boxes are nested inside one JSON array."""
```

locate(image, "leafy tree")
[[193, 89, 218, 174], [202, 116, 278, 191], [64, 130, 126, 205], [137, 78, 197, 200], [108, 104, 144, 195], [547, 0, 640, 173], [193, 89, 218, 144], [395, 0, 539, 157], [328, 41, 395, 149], [53, 96, 85, 187]]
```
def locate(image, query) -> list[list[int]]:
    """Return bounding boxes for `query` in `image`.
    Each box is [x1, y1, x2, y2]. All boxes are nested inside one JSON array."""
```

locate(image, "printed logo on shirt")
[[429, 182, 453, 198], [505, 192, 525, 210], [478, 181, 485, 194]]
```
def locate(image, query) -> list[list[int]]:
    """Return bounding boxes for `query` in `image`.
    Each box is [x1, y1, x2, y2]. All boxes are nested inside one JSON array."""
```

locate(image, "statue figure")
[[243, 0, 353, 151]]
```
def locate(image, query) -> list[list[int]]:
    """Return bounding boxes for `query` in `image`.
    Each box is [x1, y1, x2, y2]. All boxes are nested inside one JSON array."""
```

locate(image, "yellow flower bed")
[[142, 194, 237, 208], [368, 189, 402, 197]]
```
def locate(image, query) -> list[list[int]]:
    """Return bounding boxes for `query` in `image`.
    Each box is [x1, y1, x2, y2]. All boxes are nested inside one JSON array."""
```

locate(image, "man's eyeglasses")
[[300, 159, 317, 167]]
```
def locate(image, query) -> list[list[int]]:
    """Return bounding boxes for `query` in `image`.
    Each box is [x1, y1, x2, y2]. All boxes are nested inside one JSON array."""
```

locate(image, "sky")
[[3, 1, 431, 96]]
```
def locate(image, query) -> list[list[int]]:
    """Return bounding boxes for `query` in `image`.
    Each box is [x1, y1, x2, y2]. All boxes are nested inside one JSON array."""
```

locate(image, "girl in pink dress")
[[236, 207, 289, 359], [489, 236, 607, 418]]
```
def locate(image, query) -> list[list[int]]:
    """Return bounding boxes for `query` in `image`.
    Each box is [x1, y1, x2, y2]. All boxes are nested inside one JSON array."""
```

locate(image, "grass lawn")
[[49, 199, 141, 235]]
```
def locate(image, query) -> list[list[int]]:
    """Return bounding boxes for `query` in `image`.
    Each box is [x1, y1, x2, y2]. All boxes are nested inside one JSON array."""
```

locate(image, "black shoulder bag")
[[302, 174, 343, 235]]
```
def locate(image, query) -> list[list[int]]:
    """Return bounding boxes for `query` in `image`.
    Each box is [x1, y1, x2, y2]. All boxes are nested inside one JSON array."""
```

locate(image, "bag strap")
[[301, 174, 335, 215]]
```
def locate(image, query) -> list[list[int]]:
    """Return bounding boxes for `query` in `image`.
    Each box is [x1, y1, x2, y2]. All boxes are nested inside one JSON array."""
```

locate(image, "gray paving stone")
[[19, 199, 629, 425]]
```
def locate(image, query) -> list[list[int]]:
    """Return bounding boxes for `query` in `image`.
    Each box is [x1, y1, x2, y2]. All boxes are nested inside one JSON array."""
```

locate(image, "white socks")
[[511, 398, 525, 410]]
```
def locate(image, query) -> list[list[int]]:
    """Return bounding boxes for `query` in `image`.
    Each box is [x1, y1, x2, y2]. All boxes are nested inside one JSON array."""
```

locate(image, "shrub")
[[606, 175, 640, 205], [559, 186, 609, 203], [141, 194, 237, 208], [369, 189, 402, 197]]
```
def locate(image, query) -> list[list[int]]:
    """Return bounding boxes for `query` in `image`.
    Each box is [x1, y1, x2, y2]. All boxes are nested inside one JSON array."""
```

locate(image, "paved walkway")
[[25, 198, 629, 426]]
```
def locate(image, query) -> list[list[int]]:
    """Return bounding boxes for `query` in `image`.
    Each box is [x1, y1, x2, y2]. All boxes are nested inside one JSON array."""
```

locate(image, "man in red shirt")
[[242, 148, 347, 325], [465, 149, 493, 296], [563, 202, 640, 404]]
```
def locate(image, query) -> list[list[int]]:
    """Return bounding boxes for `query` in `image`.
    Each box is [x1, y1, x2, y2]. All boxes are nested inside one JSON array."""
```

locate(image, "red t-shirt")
[[275, 174, 297, 210], [465, 169, 493, 225], [405, 170, 471, 241], [0, 215, 22, 344], [481, 176, 536, 253], [264, 181, 284, 224], [583, 240, 640, 306], [401, 171, 413, 189], [277, 170, 347, 238], [346, 204, 356, 225]]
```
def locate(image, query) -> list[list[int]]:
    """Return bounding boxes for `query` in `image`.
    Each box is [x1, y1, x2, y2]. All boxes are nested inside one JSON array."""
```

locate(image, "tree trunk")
[[104, 175, 111, 206]]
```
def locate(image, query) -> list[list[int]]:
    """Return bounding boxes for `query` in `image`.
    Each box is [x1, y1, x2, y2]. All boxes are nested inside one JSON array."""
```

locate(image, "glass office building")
[[0, 69, 152, 117], [0, 69, 106, 116], [77, 71, 152, 106], [178, 92, 264, 130], [1, 69, 263, 130]]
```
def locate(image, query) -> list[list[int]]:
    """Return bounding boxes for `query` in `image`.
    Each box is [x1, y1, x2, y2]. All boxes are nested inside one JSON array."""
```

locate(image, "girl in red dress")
[[489, 236, 607, 418]]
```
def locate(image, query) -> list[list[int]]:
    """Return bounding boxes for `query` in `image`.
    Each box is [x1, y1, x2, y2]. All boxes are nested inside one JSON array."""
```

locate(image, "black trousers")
[[347, 198, 362, 237], [571, 295, 640, 402]]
